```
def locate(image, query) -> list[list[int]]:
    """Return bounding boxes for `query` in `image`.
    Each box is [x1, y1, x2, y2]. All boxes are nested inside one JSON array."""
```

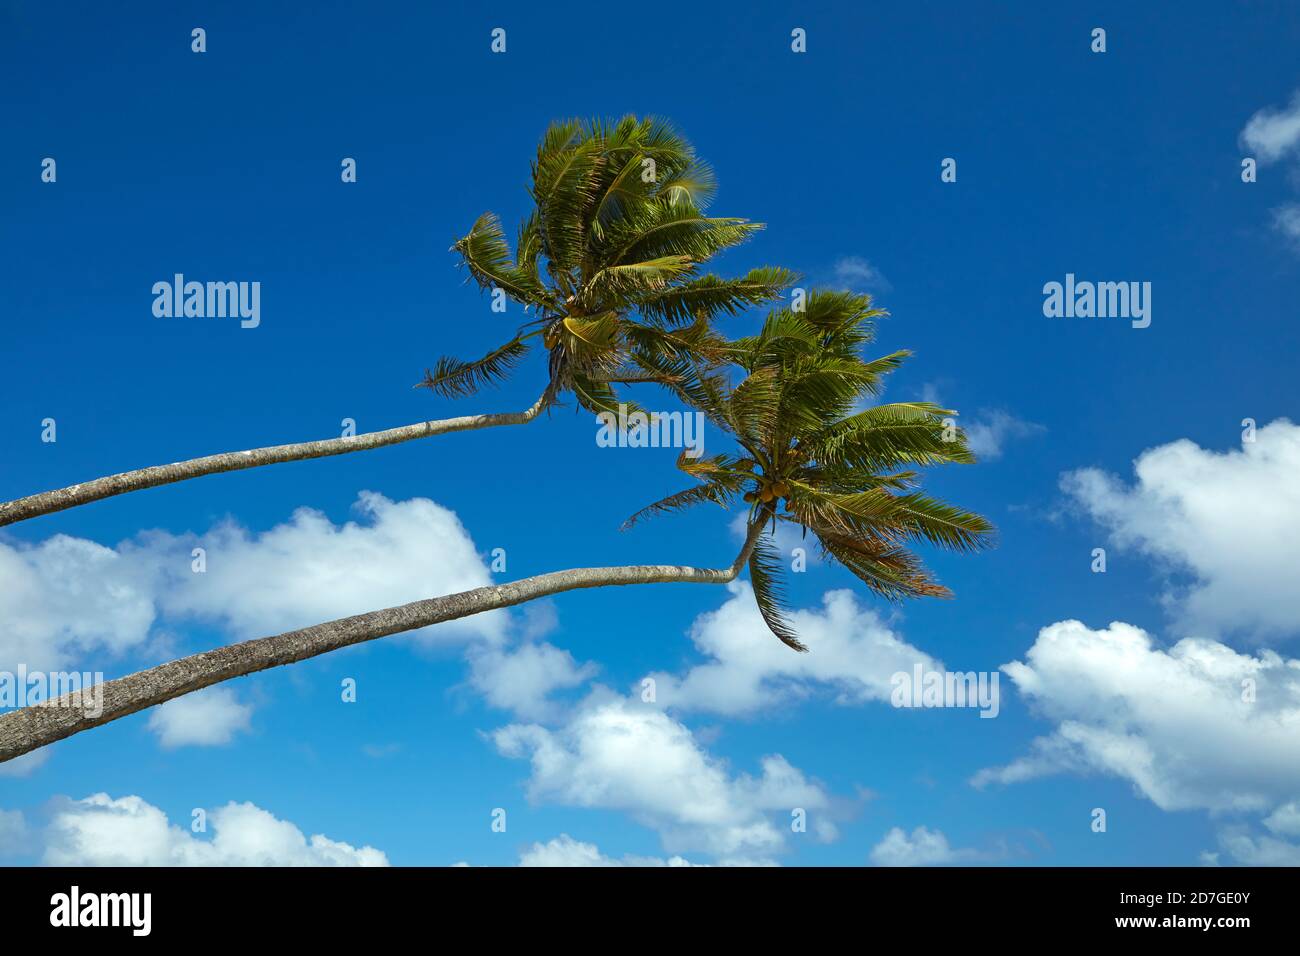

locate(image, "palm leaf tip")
[[748, 535, 807, 652]]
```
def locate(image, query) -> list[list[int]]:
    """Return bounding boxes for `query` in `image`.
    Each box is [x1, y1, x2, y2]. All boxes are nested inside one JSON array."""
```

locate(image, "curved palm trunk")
[[0, 526, 762, 763], [0, 391, 551, 528]]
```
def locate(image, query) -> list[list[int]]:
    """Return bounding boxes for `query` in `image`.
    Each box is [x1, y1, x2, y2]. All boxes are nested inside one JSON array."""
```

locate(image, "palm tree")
[[623, 289, 993, 650], [0, 292, 993, 765], [0, 116, 789, 528]]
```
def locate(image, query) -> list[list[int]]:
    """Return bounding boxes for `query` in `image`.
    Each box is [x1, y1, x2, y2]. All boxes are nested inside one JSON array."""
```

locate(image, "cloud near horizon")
[[9, 793, 390, 866]]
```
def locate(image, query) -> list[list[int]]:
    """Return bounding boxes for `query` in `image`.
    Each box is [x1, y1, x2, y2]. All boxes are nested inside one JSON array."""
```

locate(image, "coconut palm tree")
[[0, 292, 993, 765], [0, 116, 789, 528], [622, 289, 994, 650]]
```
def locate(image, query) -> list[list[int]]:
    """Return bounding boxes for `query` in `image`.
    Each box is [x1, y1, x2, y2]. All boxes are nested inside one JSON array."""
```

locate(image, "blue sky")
[[2, 1, 1299, 865]]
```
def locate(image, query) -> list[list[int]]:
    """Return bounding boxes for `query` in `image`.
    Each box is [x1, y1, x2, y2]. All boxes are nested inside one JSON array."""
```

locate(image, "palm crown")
[[421, 116, 795, 413], [625, 290, 994, 650]]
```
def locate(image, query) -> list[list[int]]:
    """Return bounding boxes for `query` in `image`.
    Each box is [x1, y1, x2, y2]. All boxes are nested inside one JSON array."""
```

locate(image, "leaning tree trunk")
[[0, 391, 552, 527], [0, 526, 762, 764]]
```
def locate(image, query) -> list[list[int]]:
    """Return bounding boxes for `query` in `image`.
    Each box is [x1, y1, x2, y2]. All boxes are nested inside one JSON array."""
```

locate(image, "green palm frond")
[[881, 492, 994, 552], [433, 117, 786, 410], [583, 255, 697, 299], [748, 533, 806, 651], [419, 337, 533, 398], [452, 213, 550, 307], [620, 480, 736, 531], [817, 530, 951, 601], [569, 371, 626, 416], [634, 267, 799, 326]]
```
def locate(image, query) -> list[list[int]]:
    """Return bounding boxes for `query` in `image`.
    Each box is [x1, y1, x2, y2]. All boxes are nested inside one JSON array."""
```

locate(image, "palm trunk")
[[0, 391, 552, 528], [0, 524, 763, 763]]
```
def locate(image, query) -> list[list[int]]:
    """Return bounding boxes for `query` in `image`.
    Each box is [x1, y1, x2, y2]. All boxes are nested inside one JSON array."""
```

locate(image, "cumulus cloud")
[[41, 793, 388, 866], [972, 619, 1300, 814], [467, 641, 597, 722], [869, 825, 982, 866], [0, 535, 156, 672], [518, 834, 702, 867], [0, 490, 615, 753], [1063, 419, 1300, 640], [0, 492, 502, 684], [1240, 90, 1300, 164], [648, 583, 940, 717], [149, 491, 502, 643], [493, 690, 834, 863], [146, 687, 253, 749]]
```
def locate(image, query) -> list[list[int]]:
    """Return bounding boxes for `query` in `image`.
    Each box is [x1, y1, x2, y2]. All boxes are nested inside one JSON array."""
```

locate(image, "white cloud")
[[972, 619, 1300, 814], [150, 491, 502, 644], [517, 834, 701, 867], [1063, 419, 1300, 640], [962, 410, 1045, 461], [42, 793, 388, 866], [869, 825, 981, 866], [0, 491, 606, 753], [1240, 90, 1300, 164], [1239, 91, 1300, 253], [492, 690, 834, 863], [1213, 827, 1300, 866], [832, 256, 890, 292], [467, 641, 597, 721], [147, 687, 253, 749], [648, 583, 940, 717], [1264, 800, 1300, 837], [0, 492, 503, 685], [0, 534, 156, 672], [909, 386, 1043, 461]]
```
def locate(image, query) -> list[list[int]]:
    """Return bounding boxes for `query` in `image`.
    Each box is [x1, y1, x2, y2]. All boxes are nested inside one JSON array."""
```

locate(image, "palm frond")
[[634, 267, 798, 326], [452, 213, 549, 306], [621, 481, 735, 531], [748, 533, 806, 651], [419, 337, 532, 398]]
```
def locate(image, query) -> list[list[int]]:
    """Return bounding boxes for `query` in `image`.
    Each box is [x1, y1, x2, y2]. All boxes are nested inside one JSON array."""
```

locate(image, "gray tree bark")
[[0, 524, 763, 764], [0, 391, 551, 527]]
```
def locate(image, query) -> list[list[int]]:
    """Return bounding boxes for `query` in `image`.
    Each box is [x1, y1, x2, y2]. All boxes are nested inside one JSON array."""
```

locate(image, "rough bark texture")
[[0, 393, 550, 527], [0, 527, 762, 764]]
